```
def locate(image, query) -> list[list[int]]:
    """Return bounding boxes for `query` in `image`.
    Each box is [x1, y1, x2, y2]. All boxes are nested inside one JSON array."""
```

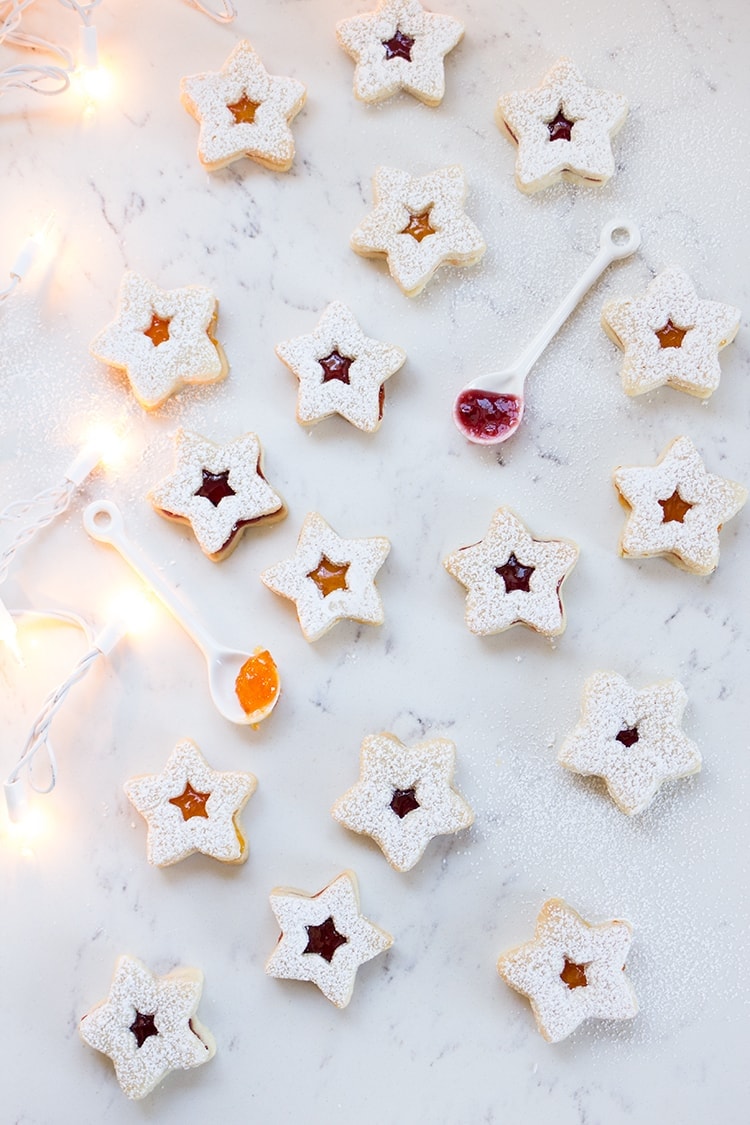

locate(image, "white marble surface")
[[1, 0, 749, 1120]]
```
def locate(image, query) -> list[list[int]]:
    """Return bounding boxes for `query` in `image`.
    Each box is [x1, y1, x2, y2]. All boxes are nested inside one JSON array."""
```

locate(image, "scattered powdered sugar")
[[79, 955, 215, 1100], [557, 672, 702, 815], [260, 512, 390, 642], [275, 301, 406, 432], [180, 40, 306, 172], [443, 506, 579, 637], [336, 0, 463, 107], [601, 265, 741, 398], [89, 271, 226, 411], [331, 731, 474, 871], [265, 871, 393, 1008], [149, 428, 286, 561], [613, 435, 747, 575], [497, 898, 638, 1043], [350, 165, 486, 297], [124, 738, 257, 866], [496, 58, 628, 193]]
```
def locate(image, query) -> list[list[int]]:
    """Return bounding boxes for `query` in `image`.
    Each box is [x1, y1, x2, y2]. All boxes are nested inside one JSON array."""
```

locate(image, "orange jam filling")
[[308, 556, 350, 597], [658, 489, 693, 524], [655, 319, 689, 349], [560, 959, 588, 989], [401, 210, 436, 242], [235, 649, 280, 718], [169, 782, 211, 821], [227, 94, 260, 124], [144, 313, 171, 346]]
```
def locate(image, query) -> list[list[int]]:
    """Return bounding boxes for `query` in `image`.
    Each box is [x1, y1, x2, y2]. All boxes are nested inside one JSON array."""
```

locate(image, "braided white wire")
[[183, 0, 235, 23], [0, 478, 76, 585], [0, 0, 73, 96]]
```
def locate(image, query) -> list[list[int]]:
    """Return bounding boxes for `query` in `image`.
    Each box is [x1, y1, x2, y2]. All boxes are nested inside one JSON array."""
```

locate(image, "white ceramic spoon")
[[83, 500, 280, 726], [453, 218, 641, 445]]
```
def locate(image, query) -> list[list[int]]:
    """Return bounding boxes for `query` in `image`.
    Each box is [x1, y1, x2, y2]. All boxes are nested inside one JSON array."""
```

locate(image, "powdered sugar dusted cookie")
[[181, 40, 306, 172], [558, 672, 701, 815], [351, 165, 486, 297], [79, 955, 215, 1099], [332, 731, 473, 871], [260, 512, 390, 641], [266, 870, 392, 1008], [443, 507, 579, 637], [336, 0, 463, 106], [275, 302, 406, 432], [602, 267, 741, 399], [613, 436, 747, 575], [124, 739, 257, 866], [149, 429, 286, 561], [90, 271, 227, 411], [496, 58, 628, 194], [496, 898, 638, 1043]]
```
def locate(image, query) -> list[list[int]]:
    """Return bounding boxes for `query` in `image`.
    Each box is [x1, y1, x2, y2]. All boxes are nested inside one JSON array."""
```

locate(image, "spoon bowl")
[[83, 500, 280, 726], [453, 219, 641, 445]]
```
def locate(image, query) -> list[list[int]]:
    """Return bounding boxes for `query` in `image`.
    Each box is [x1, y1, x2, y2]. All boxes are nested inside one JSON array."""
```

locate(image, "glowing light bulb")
[[77, 24, 113, 106], [108, 589, 156, 638], [0, 598, 21, 663], [84, 423, 127, 472]]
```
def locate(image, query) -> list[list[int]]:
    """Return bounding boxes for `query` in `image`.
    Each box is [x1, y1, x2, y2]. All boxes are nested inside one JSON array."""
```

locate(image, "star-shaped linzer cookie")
[[332, 731, 473, 871], [336, 0, 463, 106], [602, 266, 741, 399], [180, 39, 306, 172], [79, 955, 215, 1099], [90, 271, 227, 411], [260, 512, 390, 641], [351, 165, 486, 297], [124, 739, 257, 866], [496, 898, 638, 1043], [613, 436, 747, 575], [558, 672, 702, 815], [275, 302, 406, 432], [149, 428, 286, 561], [265, 870, 393, 1008], [444, 507, 579, 637], [496, 58, 628, 193]]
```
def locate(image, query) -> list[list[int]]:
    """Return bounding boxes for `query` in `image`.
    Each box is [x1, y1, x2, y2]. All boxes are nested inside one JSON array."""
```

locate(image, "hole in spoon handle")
[[83, 500, 125, 544], [600, 219, 641, 260]]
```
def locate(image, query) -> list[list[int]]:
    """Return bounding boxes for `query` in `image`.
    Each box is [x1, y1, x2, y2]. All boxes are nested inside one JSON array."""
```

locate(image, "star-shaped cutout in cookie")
[[149, 429, 286, 561], [613, 436, 747, 575], [265, 870, 393, 1008], [180, 39, 306, 172], [90, 271, 227, 411], [351, 165, 486, 297], [558, 672, 702, 815], [124, 739, 257, 866], [260, 512, 390, 641], [444, 508, 579, 637], [496, 58, 628, 193], [275, 302, 406, 432], [336, 0, 463, 106], [497, 898, 638, 1043], [79, 955, 215, 1099], [601, 267, 741, 399], [332, 731, 473, 871]]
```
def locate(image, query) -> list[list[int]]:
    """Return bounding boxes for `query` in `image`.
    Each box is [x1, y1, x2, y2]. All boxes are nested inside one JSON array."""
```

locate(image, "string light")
[[3, 595, 150, 825], [0, 0, 72, 96], [183, 0, 236, 22], [0, 212, 55, 304]]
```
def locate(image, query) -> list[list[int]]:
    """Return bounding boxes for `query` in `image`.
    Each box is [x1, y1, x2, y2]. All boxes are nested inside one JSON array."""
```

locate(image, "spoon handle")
[[511, 218, 641, 380], [83, 500, 218, 661]]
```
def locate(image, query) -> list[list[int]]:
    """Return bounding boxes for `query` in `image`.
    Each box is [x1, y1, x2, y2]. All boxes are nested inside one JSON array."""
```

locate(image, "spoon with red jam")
[[453, 219, 641, 445]]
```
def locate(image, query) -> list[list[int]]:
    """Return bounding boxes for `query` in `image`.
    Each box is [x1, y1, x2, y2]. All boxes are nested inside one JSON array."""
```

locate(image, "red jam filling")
[[194, 468, 236, 508], [616, 725, 639, 748], [169, 782, 211, 821], [144, 314, 171, 346], [658, 490, 692, 524], [495, 552, 535, 593], [455, 389, 522, 442], [130, 1011, 159, 1047], [560, 959, 588, 989], [319, 350, 353, 385], [547, 108, 575, 142], [382, 29, 415, 61], [655, 319, 689, 349], [390, 787, 420, 819], [303, 916, 348, 962]]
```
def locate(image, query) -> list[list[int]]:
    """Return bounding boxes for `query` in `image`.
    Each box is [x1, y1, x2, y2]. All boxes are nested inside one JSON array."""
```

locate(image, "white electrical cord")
[[0, 0, 73, 96], [183, 0, 235, 23]]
